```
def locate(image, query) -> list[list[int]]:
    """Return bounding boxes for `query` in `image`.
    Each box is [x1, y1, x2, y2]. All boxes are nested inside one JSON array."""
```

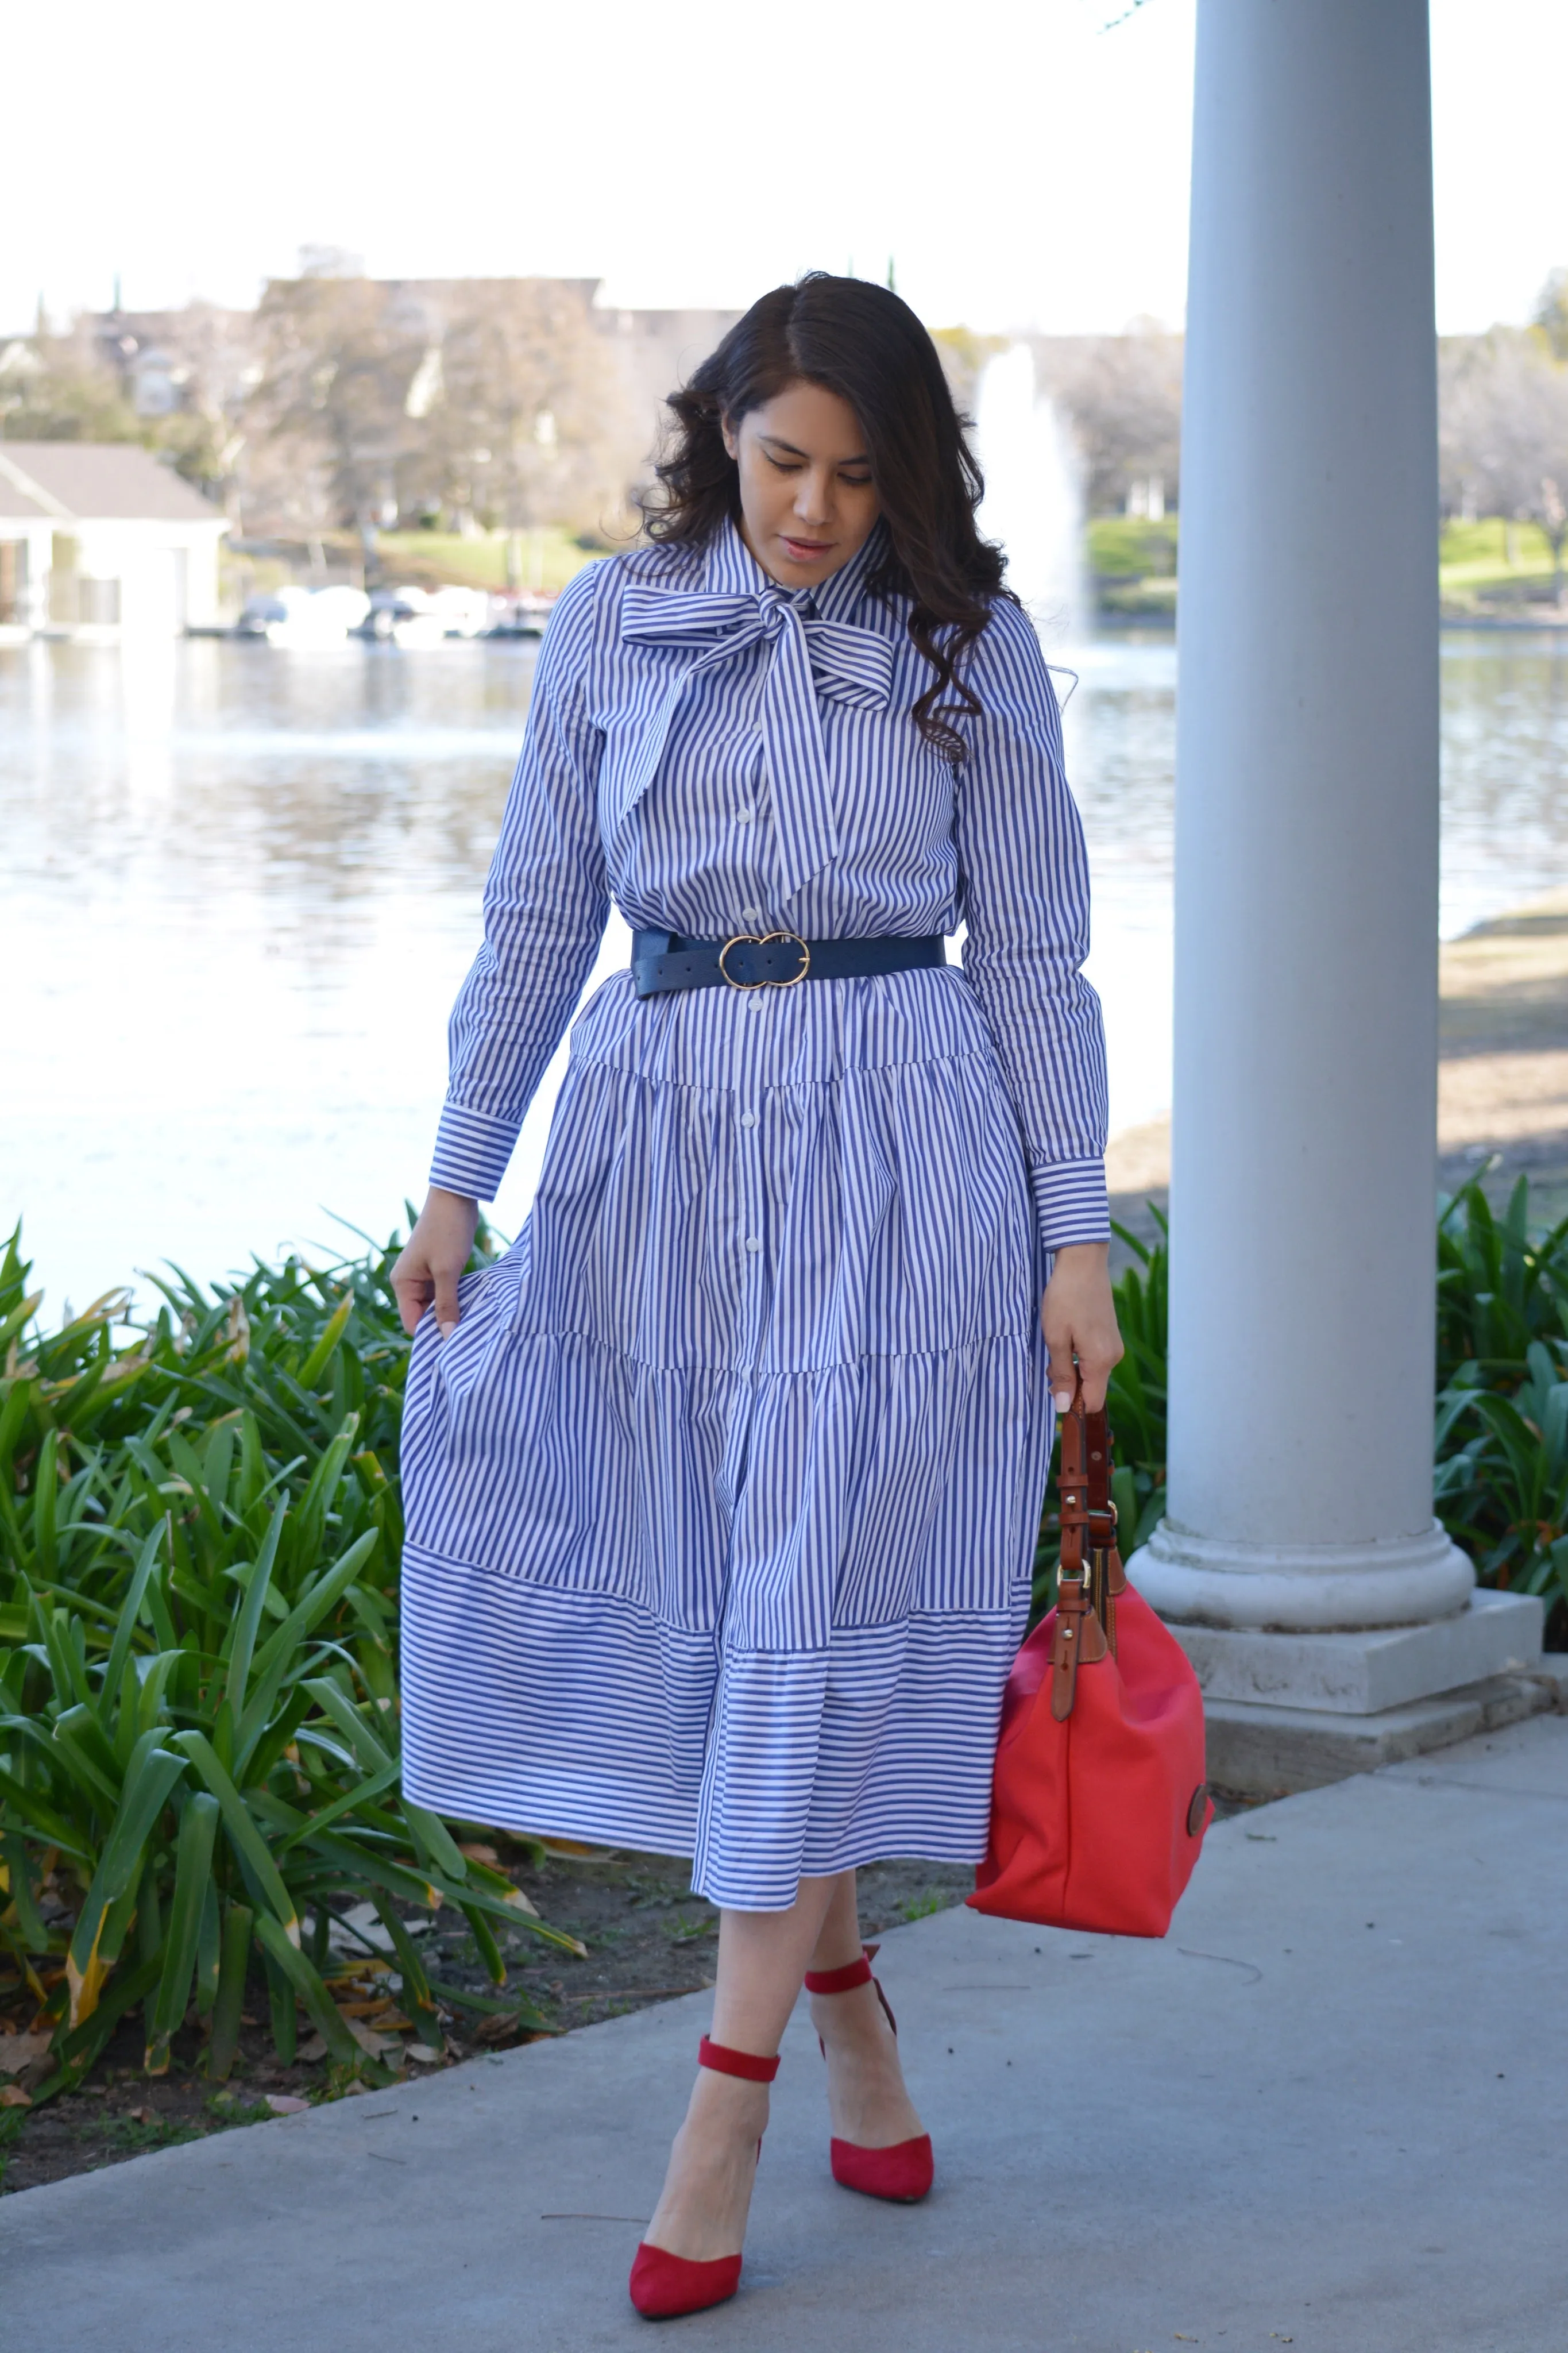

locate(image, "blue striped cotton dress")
[[400, 516, 1109, 1910]]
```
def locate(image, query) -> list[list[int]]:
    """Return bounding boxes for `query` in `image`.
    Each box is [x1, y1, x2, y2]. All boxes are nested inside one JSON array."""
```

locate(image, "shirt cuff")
[[1029, 1155, 1111, 1253], [429, 1102, 520, 1201]]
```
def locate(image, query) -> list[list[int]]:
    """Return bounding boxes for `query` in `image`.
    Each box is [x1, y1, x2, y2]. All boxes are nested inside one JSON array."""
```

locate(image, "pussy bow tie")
[[617, 580, 895, 906]]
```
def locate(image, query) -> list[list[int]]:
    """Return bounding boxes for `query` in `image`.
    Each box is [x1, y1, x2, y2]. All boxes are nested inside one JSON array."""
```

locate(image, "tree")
[[1534, 266, 1568, 362], [1440, 327, 1568, 599], [1038, 323, 1184, 514], [0, 312, 141, 442], [932, 326, 1006, 427], [245, 269, 426, 557], [404, 279, 642, 548]]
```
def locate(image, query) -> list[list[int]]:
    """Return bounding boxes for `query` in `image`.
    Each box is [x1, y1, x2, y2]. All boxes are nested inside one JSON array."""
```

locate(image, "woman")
[[392, 274, 1121, 2319]]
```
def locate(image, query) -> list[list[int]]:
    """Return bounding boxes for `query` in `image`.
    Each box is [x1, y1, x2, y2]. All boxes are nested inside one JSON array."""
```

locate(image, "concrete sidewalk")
[[5, 1714, 1565, 2353]]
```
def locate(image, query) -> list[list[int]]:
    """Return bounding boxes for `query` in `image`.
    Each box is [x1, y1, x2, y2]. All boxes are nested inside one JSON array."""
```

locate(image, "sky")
[[5, 0, 1565, 340]]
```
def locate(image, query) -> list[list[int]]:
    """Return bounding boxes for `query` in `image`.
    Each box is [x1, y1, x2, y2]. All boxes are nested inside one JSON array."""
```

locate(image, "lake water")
[[3, 627, 1566, 1320]]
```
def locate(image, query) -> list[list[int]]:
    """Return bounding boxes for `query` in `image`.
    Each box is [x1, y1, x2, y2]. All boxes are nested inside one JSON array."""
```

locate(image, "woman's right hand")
[[392, 1187, 480, 1339]]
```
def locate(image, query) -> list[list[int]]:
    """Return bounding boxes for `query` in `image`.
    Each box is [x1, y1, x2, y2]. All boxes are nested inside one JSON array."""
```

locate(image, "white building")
[[0, 442, 227, 641]]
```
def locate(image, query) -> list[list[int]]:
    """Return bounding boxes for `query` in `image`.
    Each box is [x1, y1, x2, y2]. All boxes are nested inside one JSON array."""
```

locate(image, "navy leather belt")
[[631, 928, 946, 998]]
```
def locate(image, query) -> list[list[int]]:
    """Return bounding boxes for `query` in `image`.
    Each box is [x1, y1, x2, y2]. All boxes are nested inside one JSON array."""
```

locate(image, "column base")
[[1129, 1515, 1475, 1630], [1125, 1534, 1554, 1798], [1199, 1659, 1568, 1799], [1160, 1587, 1544, 1714]]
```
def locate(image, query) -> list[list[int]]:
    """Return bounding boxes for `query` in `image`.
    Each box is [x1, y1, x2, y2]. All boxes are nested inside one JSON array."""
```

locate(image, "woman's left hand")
[[1040, 1241, 1124, 1414]]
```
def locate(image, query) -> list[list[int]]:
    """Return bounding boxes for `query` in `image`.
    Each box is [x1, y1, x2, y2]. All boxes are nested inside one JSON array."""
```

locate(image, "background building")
[[0, 442, 228, 639]]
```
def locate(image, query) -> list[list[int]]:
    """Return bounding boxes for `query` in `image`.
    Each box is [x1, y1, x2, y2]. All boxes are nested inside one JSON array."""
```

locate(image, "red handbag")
[[968, 1381, 1212, 1937]]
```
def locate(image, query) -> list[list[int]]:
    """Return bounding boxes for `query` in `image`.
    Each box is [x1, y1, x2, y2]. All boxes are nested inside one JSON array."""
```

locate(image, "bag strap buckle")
[[1051, 1375, 1126, 1717]]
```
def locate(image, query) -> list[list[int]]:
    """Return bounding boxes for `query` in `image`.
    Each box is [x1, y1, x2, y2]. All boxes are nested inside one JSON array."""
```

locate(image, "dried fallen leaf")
[[406, 2043, 443, 2065], [0, 2084, 32, 2108], [0, 2031, 53, 2077], [345, 2017, 401, 2058], [264, 2093, 310, 2116], [322, 1963, 395, 1993], [126, 2105, 155, 2124], [475, 2015, 522, 2046], [295, 2034, 329, 2063], [322, 1903, 431, 1957], [458, 1843, 501, 1865]]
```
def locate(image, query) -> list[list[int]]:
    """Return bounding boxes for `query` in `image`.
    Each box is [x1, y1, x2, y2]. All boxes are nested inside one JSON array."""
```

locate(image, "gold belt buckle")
[[717, 929, 811, 990]]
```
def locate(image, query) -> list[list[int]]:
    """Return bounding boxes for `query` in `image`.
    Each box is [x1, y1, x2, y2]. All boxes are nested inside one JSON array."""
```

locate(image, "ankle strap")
[[698, 2035, 779, 2083], [803, 1943, 879, 1997]]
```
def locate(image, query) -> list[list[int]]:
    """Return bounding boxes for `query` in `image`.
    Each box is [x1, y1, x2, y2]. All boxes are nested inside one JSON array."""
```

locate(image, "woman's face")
[[722, 381, 880, 590]]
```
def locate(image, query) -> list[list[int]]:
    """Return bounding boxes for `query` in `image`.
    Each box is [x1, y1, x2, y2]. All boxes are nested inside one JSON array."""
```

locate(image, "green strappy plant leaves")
[[0, 1221, 576, 2117], [1432, 1176, 1568, 1616]]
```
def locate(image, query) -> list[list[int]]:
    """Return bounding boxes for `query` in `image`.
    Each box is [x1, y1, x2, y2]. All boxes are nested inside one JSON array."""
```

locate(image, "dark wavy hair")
[[645, 274, 1013, 761]]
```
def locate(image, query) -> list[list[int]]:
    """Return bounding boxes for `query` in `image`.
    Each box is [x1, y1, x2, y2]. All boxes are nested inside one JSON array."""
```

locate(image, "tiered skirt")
[[400, 965, 1049, 1908]]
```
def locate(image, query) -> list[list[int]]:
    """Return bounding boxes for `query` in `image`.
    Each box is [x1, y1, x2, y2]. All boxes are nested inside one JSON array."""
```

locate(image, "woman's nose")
[[794, 469, 833, 525]]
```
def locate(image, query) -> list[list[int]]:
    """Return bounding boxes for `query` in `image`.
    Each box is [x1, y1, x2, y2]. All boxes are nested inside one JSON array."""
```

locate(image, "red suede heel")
[[628, 2244, 743, 2321], [827, 2131, 935, 2202], [803, 1944, 935, 2204], [629, 2038, 779, 2320]]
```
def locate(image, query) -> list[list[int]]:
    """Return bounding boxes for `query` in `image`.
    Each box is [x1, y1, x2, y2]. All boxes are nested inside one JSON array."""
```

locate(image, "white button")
[[736, 806, 755, 824], [740, 907, 763, 925], [740, 1110, 758, 1130], [747, 992, 766, 1011], [744, 1236, 763, 1252]]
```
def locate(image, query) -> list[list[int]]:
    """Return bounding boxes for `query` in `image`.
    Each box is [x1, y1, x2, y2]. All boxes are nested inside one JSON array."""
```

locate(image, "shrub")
[[0, 1224, 578, 2118]]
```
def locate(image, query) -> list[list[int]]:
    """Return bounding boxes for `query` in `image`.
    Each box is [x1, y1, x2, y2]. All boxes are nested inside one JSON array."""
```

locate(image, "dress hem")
[[400, 1762, 988, 1908]]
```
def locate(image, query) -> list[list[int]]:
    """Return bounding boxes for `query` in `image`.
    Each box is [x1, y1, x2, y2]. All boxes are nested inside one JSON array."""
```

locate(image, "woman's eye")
[[767, 455, 803, 473]]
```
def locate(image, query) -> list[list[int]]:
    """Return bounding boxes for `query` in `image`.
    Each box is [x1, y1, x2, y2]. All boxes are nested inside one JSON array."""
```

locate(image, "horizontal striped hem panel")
[[430, 1101, 523, 1201], [400, 1554, 1019, 1911], [1030, 1154, 1111, 1250]]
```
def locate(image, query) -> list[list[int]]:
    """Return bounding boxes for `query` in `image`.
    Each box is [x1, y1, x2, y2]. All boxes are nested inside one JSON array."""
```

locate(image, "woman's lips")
[[781, 535, 832, 559]]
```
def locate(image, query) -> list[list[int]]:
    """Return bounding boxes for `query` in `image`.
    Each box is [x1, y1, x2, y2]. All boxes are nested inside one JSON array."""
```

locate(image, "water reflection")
[[2, 628, 1565, 1315]]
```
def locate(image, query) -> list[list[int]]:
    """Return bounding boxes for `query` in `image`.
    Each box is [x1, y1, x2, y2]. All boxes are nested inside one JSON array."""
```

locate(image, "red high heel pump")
[[803, 1945, 934, 2202], [628, 2036, 778, 2321]]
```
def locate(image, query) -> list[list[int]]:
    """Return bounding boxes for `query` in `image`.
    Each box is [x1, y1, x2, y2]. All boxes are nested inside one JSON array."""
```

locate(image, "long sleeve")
[[954, 599, 1110, 1251], [428, 562, 611, 1199]]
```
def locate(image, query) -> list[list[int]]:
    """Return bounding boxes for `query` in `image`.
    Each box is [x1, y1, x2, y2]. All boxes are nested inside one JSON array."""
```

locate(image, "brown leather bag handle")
[[1049, 1375, 1126, 1721]]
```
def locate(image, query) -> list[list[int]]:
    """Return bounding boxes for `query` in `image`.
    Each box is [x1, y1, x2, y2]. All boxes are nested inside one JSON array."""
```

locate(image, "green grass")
[[1438, 516, 1559, 589], [1086, 517, 1180, 580], [373, 529, 611, 596], [87, 2112, 205, 2153], [1083, 514, 1566, 616]]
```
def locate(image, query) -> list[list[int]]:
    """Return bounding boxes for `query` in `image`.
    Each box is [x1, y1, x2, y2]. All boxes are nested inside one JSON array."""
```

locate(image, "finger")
[[1040, 1314, 1077, 1413], [392, 1272, 432, 1341], [1075, 1337, 1124, 1415], [432, 1262, 464, 1340]]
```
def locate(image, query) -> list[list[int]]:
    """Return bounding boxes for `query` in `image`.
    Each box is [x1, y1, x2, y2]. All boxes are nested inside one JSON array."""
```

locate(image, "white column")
[[1131, 0, 1477, 1636]]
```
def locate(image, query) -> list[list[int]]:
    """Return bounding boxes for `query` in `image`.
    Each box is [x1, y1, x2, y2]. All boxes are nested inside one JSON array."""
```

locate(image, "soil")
[[0, 1846, 978, 2198]]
